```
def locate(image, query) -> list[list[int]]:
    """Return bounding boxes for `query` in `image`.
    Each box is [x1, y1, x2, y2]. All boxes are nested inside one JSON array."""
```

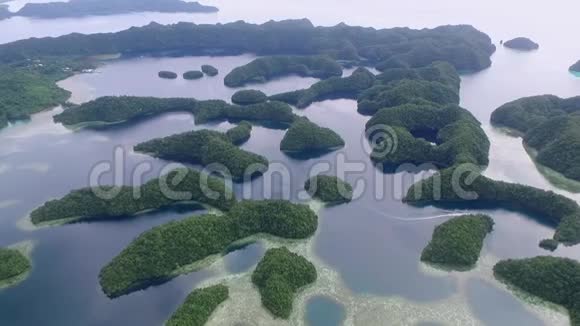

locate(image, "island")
[[493, 256, 580, 326], [365, 103, 490, 169], [491, 95, 580, 182], [158, 71, 178, 79], [0, 19, 496, 131], [224, 55, 342, 88], [539, 239, 559, 252], [7, 0, 218, 20], [167, 284, 229, 326], [252, 248, 317, 319], [201, 65, 219, 76], [570, 60, 580, 73], [134, 128, 269, 182], [270, 67, 376, 108], [421, 214, 494, 270], [404, 167, 580, 245], [99, 200, 318, 298], [183, 70, 204, 80], [0, 247, 31, 289], [503, 37, 539, 51], [193, 100, 297, 126], [304, 175, 353, 204], [53, 96, 197, 129], [29, 168, 235, 226], [226, 121, 252, 145], [231, 89, 268, 105], [280, 118, 345, 158]]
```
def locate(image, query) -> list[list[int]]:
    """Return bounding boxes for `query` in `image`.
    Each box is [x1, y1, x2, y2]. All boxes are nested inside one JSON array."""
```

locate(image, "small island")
[[491, 95, 580, 182], [8, 0, 218, 20], [194, 100, 296, 126], [0, 247, 32, 289], [280, 118, 345, 158], [224, 55, 342, 88], [304, 175, 353, 204], [421, 215, 494, 270], [503, 37, 539, 51], [252, 248, 317, 319], [493, 256, 580, 326], [167, 284, 229, 326], [365, 103, 490, 169], [29, 168, 235, 226], [539, 239, 559, 252], [231, 89, 268, 105], [570, 60, 580, 74], [405, 167, 580, 245], [270, 67, 375, 108], [158, 71, 178, 79], [201, 65, 219, 76], [134, 127, 268, 182], [226, 121, 253, 145], [99, 200, 318, 298], [183, 70, 204, 80]]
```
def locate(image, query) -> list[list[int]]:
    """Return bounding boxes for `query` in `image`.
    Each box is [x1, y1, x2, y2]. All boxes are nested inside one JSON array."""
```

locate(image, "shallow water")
[[305, 295, 346, 326], [1, 1, 580, 325]]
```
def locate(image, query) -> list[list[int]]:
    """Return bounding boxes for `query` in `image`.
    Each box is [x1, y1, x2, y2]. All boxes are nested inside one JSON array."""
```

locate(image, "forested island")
[[491, 95, 580, 181], [366, 103, 489, 169], [225, 121, 252, 145], [304, 175, 353, 204], [0, 19, 495, 130], [231, 89, 268, 105], [52, 96, 296, 129], [494, 256, 580, 326], [570, 60, 580, 73], [99, 200, 318, 297], [158, 71, 178, 79], [29, 169, 234, 226], [183, 70, 204, 80], [252, 248, 317, 319], [503, 37, 539, 51], [3, 0, 217, 20], [280, 118, 345, 158], [0, 247, 31, 289], [270, 67, 376, 108], [134, 127, 269, 181], [224, 55, 342, 87], [201, 65, 219, 76], [404, 167, 580, 245], [167, 284, 229, 326], [421, 215, 494, 270]]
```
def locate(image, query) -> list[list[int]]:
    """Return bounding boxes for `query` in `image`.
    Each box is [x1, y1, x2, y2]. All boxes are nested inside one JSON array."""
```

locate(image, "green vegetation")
[[0, 66, 71, 128], [421, 214, 494, 269], [491, 95, 580, 181], [54, 96, 197, 128], [159, 71, 178, 79], [270, 68, 375, 108], [29, 168, 235, 225], [0, 248, 31, 288], [252, 248, 317, 319], [503, 37, 539, 51], [226, 121, 252, 145], [135, 127, 268, 182], [194, 100, 296, 125], [366, 103, 489, 168], [231, 89, 268, 105], [99, 200, 318, 298], [304, 175, 353, 204], [183, 70, 204, 80], [405, 167, 580, 245], [167, 284, 228, 326], [0, 20, 494, 73], [224, 55, 342, 87], [280, 118, 345, 157], [539, 239, 559, 252], [493, 256, 580, 326], [9, 0, 217, 20], [201, 65, 219, 76], [570, 61, 580, 73]]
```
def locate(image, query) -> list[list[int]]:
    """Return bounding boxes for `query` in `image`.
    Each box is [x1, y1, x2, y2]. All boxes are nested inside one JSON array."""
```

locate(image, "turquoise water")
[[306, 296, 346, 326]]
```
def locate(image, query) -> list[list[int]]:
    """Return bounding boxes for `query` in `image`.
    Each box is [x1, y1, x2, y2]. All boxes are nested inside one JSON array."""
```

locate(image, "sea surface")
[[1, 1, 580, 325]]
